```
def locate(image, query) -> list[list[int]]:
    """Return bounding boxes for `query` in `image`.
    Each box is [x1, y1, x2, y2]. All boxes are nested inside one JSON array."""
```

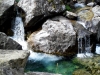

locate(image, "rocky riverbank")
[[73, 54, 100, 75]]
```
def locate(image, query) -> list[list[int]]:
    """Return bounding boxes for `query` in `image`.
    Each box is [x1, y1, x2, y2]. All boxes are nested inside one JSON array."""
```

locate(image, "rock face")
[[76, 6, 100, 34], [18, 0, 66, 26], [0, 0, 14, 16], [27, 16, 76, 56], [0, 32, 22, 50], [0, 50, 29, 75]]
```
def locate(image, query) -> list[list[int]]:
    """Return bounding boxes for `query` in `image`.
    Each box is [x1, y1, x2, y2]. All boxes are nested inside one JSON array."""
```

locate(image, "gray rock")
[[0, 50, 30, 75], [0, 0, 14, 16], [27, 16, 76, 56], [76, 6, 100, 33], [18, 0, 66, 26], [0, 32, 22, 50], [65, 11, 77, 19]]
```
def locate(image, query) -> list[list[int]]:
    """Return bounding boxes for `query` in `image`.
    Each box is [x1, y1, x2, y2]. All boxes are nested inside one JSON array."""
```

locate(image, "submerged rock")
[[0, 32, 22, 50], [0, 50, 29, 75], [27, 16, 77, 56]]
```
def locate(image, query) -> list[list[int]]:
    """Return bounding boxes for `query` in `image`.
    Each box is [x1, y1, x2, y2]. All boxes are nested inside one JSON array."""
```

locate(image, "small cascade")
[[10, 7, 62, 62], [11, 10, 27, 50], [96, 44, 100, 54], [77, 35, 93, 58]]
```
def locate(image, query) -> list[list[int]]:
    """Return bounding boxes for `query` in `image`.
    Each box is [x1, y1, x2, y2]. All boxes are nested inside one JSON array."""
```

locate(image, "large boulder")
[[0, 50, 30, 75], [27, 16, 76, 56], [0, 32, 22, 50], [0, 0, 14, 16], [18, 0, 66, 26]]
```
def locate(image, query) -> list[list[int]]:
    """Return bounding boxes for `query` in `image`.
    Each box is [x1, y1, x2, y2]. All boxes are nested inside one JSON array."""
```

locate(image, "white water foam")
[[11, 16, 28, 50], [77, 53, 93, 58], [96, 44, 100, 54], [28, 50, 63, 63]]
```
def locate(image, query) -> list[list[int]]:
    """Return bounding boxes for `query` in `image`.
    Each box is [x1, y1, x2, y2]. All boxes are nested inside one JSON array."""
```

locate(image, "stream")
[[10, 10, 100, 75]]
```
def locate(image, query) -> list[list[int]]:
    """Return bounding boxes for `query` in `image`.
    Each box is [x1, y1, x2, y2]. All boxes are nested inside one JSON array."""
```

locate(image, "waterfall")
[[96, 44, 100, 54], [77, 35, 93, 58], [11, 11, 62, 62], [11, 12, 27, 50]]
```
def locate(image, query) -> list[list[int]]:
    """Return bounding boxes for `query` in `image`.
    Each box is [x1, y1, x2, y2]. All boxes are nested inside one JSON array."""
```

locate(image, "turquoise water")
[[25, 57, 82, 75]]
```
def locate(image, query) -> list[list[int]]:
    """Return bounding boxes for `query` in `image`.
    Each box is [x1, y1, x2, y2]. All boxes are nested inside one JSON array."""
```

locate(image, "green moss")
[[65, 5, 72, 11], [73, 69, 91, 75]]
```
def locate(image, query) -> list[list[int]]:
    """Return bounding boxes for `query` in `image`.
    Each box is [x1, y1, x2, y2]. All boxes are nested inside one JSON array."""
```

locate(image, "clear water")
[[10, 10, 92, 75], [25, 59, 78, 75], [25, 53, 82, 75]]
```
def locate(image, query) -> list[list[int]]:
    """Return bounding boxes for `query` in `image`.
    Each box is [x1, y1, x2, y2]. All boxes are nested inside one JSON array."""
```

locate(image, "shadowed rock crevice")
[[0, 5, 26, 36]]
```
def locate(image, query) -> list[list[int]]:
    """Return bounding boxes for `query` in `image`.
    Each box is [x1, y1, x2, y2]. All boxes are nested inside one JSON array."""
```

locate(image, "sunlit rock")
[[0, 0, 14, 16], [27, 16, 76, 56], [0, 50, 29, 75], [18, 0, 66, 26], [0, 32, 22, 50], [76, 6, 100, 33]]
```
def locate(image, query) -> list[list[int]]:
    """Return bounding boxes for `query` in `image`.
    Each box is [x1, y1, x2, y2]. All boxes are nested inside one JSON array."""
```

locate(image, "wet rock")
[[0, 32, 22, 50], [92, 5, 100, 41], [73, 21, 92, 38], [0, 50, 30, 75], [27, 16, 77, 56], [18, 0, 66, 26]]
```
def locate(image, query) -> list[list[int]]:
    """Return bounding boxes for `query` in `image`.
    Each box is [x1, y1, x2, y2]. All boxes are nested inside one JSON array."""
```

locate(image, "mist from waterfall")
[[77, 35, 93, 58]]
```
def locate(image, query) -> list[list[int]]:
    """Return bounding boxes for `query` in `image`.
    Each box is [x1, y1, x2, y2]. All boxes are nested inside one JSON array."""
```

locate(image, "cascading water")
[[11, 8, 62, 62], [10, 9, 82, 75], [11, 12, 27, 50], [77, 35, 93, 58]]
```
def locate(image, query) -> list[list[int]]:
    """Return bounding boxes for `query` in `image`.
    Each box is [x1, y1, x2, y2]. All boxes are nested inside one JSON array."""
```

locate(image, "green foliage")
[[65, 5, 72, 11]]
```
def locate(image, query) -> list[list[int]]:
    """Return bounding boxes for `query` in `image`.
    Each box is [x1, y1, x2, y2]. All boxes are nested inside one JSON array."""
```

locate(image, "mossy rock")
[[73, 69, 91, 75], [76, 7, 94, 21]]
